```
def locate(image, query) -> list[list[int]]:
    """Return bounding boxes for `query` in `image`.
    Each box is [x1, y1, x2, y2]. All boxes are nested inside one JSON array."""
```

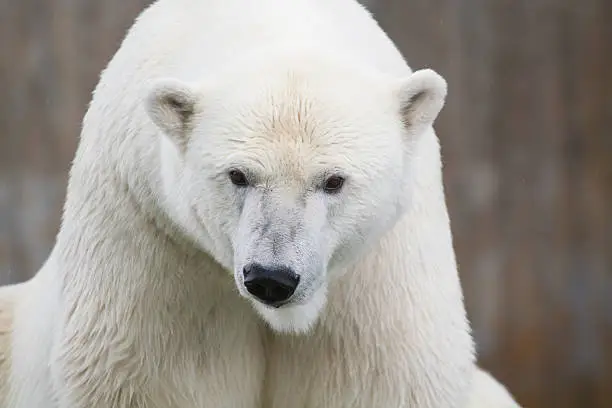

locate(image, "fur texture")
[[467, 369, 522, 408], [0, 283, 25, 407], [1, 0, 520, 407]]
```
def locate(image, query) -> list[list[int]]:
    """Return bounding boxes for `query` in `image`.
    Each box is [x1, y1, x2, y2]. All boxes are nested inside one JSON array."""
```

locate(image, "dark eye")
[[323, 175, 345, 194], [229, 169, 249, 187]]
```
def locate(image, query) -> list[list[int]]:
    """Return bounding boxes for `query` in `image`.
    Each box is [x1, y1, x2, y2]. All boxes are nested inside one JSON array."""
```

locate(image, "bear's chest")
[[261, 333, 403, 408]]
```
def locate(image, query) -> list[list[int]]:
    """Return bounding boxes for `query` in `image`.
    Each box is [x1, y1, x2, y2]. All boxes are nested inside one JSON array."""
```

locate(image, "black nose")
[[242, 263, 300, 305]]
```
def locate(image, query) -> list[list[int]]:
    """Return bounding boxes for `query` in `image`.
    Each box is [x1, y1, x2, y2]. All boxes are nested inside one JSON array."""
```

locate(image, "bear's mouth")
[[248, 293, 326, 335]]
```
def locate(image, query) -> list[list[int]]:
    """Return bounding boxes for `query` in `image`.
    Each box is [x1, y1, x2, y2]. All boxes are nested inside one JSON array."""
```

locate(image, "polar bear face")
[[145, 56, 447, 334]]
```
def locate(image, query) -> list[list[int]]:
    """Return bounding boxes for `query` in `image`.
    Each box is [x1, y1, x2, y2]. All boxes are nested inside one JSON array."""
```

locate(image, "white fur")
[[467, 369, 522, 408], [0, 0, 520, 407]]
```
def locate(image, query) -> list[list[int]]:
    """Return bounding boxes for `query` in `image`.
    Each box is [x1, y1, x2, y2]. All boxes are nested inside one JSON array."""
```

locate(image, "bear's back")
[[104, 0, 410, 86]]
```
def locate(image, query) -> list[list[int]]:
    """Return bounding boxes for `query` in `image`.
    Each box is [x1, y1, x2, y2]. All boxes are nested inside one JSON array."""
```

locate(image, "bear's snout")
[[243, 263, 300, 306]]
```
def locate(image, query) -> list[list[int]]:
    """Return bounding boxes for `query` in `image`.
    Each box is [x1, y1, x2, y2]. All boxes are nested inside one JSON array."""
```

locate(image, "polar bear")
[[0, 0, 520, 407]]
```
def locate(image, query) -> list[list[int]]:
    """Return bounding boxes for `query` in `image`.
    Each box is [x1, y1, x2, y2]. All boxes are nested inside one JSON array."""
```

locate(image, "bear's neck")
[[311, 131, 474, 405], [324, 129, 473, 359], [51, 155, 237, 340]]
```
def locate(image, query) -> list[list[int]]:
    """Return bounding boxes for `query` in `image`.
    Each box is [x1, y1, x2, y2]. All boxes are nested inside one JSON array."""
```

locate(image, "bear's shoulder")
[[0, 285, 19, 405]]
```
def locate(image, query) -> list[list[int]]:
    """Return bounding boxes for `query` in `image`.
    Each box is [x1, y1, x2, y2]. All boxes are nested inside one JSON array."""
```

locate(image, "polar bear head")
[[144, 50, 447, 334]]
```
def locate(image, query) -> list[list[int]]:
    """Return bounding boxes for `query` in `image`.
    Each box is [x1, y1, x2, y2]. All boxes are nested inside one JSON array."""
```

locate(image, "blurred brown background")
[[0, 0, 610, 407]]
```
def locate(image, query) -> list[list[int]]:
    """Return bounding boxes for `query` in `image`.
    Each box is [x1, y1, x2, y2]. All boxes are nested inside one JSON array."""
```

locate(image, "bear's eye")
[[323, 175, 345, 194], [229, 169, 249, 187]]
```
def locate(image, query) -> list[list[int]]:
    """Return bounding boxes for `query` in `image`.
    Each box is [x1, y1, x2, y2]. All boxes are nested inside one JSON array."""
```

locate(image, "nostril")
[[242, 265, 252, 278]]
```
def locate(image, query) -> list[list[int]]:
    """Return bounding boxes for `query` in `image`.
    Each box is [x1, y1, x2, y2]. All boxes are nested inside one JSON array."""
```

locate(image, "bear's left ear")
[[394, 69, 447, 137], [145, 78, 201, 152]]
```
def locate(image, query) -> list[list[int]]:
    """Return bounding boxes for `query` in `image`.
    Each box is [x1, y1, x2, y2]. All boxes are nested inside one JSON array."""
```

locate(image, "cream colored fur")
[[467, 369, 522, 408], [1, 0, 520, 406], [0, 283, 24, 407]]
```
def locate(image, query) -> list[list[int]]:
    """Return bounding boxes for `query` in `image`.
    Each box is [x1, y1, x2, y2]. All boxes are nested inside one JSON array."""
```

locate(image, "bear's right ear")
[[145, 78, 200, 152]]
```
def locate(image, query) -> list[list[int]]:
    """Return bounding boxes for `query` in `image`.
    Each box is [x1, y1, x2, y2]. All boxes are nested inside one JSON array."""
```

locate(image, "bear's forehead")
[[255, 92, 320, 143], [238, 102, 336, 176], [238, 92, 367, 160], [203, 69, 399, 179], [232, 74, 372, 144], [209, 95, 350, 181]]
